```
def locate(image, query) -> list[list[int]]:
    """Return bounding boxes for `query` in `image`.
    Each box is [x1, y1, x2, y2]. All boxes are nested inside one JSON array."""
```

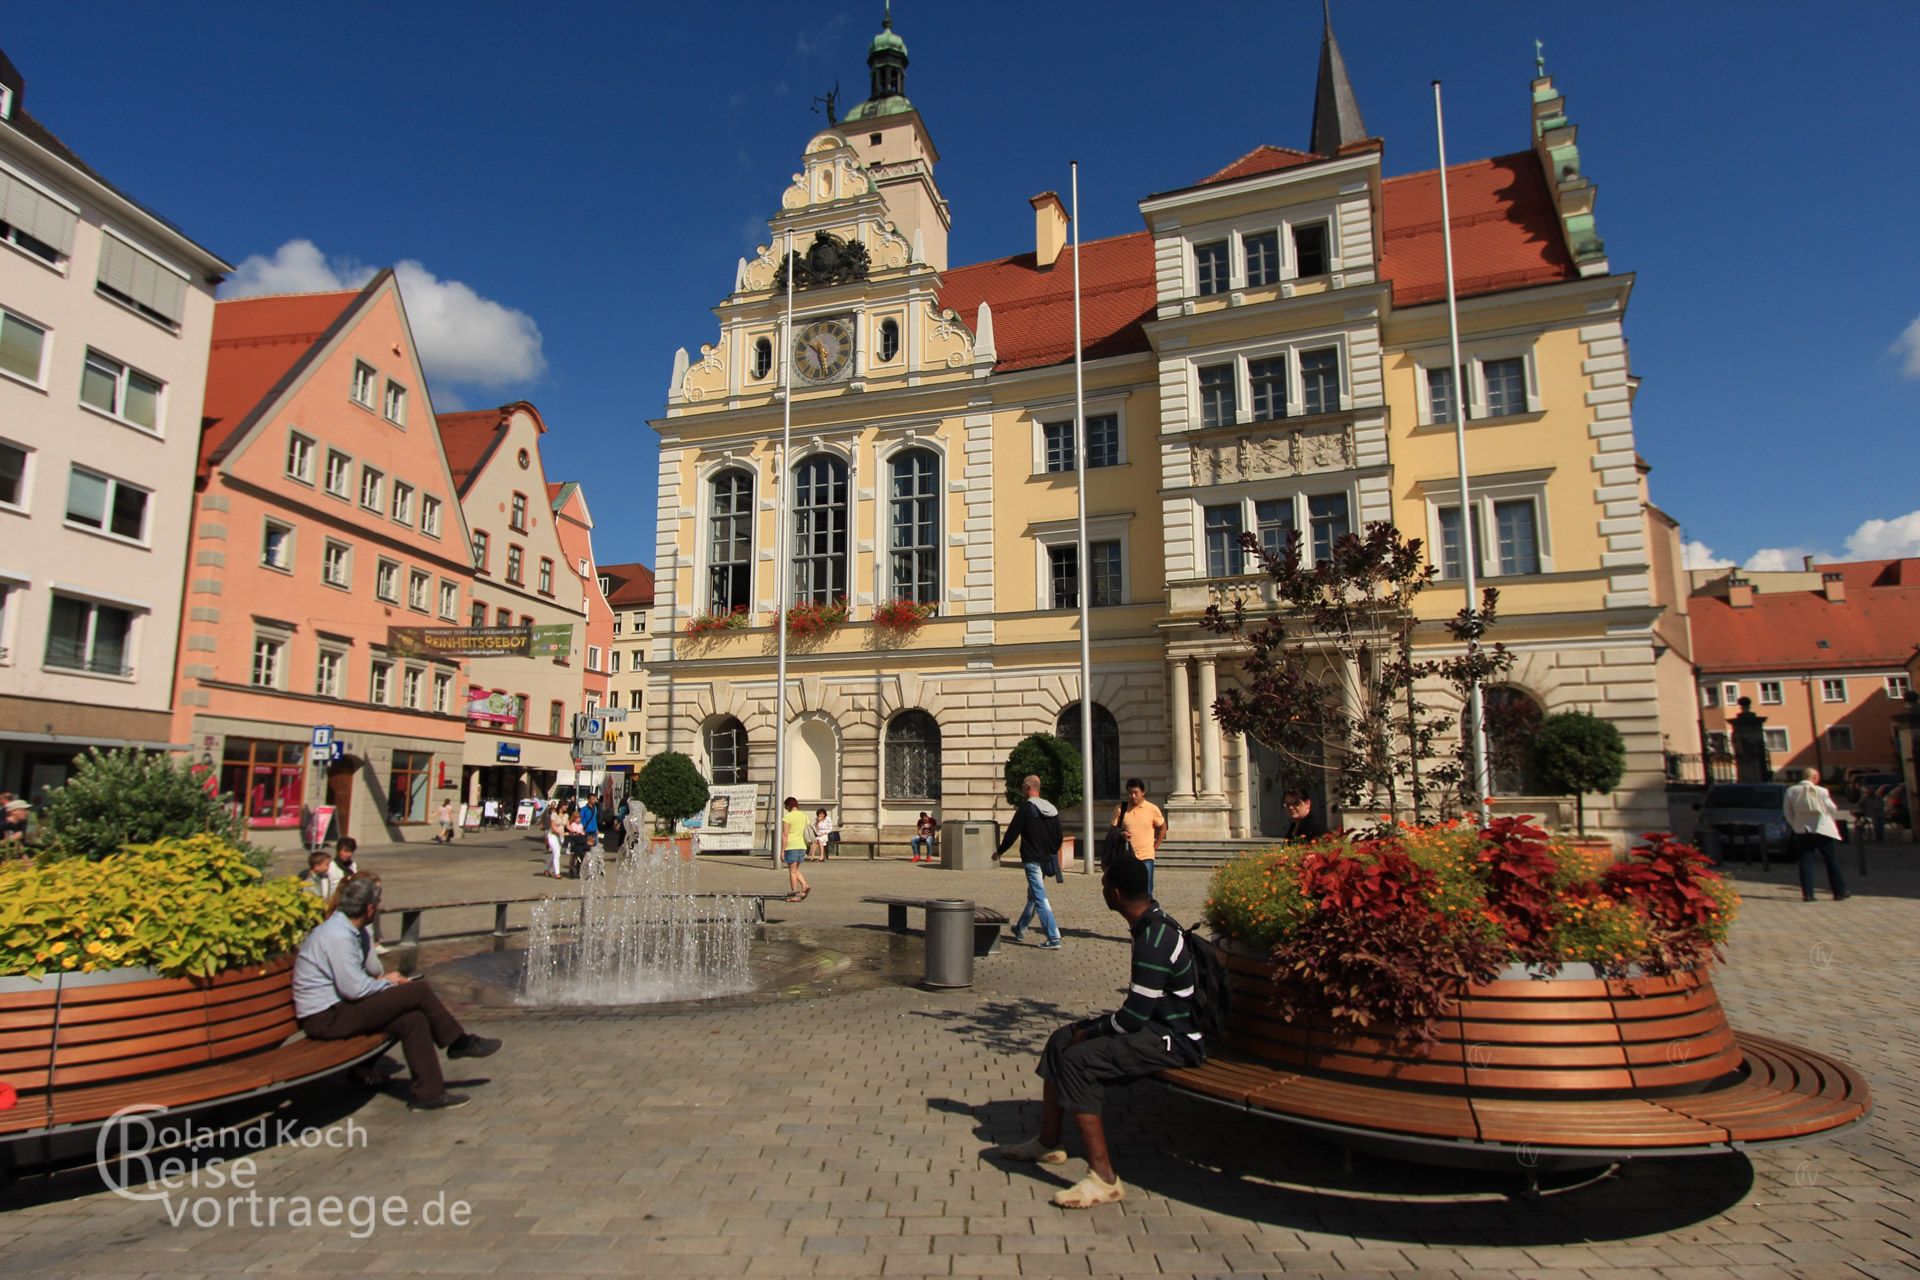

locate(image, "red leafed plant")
[[685, 606, 749, 638], [1474, 815, 1562, 966], [1601, 834, 1736, 973], [784, 597, 849, 639], [873, 598, 935, 632]]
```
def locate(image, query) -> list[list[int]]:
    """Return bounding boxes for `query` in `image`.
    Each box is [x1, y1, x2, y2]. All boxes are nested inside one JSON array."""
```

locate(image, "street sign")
[[495, 742, 522, 763], [599, 707, 629, 722], [311, 725, 334, 748]]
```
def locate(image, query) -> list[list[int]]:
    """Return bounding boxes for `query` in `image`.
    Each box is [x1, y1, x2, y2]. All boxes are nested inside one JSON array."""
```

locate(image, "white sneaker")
[[997, 1135, 1067, 1165]]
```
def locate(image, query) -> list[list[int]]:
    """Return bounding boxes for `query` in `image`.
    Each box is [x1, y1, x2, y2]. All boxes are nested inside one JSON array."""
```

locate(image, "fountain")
[[519, 842, 759, 1006]]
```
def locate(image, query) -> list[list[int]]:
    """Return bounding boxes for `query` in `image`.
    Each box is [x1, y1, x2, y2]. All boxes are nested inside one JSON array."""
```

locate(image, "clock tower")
[[834, 7, 950, 271]]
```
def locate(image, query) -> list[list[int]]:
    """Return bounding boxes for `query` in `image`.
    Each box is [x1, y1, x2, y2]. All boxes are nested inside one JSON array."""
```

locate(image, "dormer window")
[[1292, 222, 1331, 278], [1194, 240, 1229, 297]]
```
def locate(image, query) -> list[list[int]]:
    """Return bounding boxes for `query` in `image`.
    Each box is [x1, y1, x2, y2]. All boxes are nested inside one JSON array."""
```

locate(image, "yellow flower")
[[48, 941, 67, 955], [85, 941, 103, 955]]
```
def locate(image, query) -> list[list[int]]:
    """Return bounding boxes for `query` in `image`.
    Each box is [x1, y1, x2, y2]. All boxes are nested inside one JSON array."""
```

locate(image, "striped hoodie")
[[1108, 905, 1204, 1062]]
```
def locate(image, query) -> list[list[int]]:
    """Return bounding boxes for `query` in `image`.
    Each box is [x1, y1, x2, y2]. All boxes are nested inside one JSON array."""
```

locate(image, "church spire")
[[1308, 0, 1368, 156]]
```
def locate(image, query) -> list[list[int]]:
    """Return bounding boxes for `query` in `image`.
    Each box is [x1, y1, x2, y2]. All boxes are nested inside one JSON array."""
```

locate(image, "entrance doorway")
[[1247, 738, 1329, 838], [325, 758, 356, 841]]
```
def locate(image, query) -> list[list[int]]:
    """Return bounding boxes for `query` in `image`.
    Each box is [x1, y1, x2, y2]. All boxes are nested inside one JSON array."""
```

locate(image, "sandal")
[[1052, 1172, 1125, 1209], [784, 894, 802, 903], [799, 887, 811, 900]]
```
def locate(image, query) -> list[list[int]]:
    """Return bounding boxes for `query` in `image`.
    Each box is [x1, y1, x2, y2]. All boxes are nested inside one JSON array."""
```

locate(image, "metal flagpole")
[[1433, 80, 1491, 826], [1071, 162, 1095, 875], [772, 228, 795, 858]]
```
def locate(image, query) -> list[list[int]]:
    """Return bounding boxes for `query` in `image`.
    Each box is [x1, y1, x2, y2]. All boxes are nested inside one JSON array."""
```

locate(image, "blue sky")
[[7, 2, 1917, 572]]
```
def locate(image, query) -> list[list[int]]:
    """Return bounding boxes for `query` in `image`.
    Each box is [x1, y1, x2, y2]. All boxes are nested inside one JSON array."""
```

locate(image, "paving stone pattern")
[[1, 832, 1915, 1277]]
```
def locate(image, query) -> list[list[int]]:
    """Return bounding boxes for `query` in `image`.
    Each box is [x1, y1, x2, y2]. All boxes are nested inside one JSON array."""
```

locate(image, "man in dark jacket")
[[1283, 790, 1328, 843], [996, 774, 1063, 948]]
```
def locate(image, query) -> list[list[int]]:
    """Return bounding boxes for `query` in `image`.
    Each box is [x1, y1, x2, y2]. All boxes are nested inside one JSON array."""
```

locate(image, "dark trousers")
[[1037, 1020, 1192, 1115], [1797, 834, 1848, 900], [302, 981, 465, 1101]]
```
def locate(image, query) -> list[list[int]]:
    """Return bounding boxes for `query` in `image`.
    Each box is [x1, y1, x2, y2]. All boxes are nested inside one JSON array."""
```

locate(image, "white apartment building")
[[0, 50, 230, 800]]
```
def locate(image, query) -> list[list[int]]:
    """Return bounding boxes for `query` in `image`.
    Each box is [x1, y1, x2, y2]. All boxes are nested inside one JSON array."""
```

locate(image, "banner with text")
[[388, 626, 530, 658], [530, 624, 574, 659]]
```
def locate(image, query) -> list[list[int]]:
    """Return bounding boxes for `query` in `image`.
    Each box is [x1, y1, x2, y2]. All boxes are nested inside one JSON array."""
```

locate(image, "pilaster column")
[[1196, 656, 1224, 800], [1168, 657, 1195, 801]]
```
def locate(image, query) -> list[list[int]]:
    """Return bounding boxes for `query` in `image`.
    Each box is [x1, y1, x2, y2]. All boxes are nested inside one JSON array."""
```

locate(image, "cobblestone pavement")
[[2, 834, 1915, 1277]]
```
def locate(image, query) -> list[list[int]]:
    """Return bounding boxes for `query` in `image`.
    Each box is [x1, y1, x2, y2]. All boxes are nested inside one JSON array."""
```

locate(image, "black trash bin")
[[923, 899, 975, 989]]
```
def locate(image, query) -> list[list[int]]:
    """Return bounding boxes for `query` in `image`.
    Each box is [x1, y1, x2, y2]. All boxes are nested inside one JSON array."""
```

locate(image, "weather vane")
[[811, 81, 841, 125]]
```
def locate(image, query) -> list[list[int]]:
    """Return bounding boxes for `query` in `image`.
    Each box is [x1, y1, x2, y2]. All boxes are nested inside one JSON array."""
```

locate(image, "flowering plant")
[[685, 606, 750, 638], [1202, 819, 1739, 1044], [784, 597, 849, 639], [872, 598, 935, 633]]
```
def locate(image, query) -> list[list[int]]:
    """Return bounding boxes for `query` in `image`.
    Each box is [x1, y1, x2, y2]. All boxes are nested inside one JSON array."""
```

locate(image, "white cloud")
[[1893, 316, 1920, 377], [1843, 510, 1920, 560], [1743, 546, 1826, 572], [221, 239, 545, 391], [1682, 540, 1735, 570]]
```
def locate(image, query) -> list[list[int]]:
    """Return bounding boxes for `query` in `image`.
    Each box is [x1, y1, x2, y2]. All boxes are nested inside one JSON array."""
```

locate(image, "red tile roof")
[[1692, 559, 1920, 674], [434, 408, 510, 495], [201, 289, 361, 470], [1195, 145, 1322, 187], [545, 482, 564, 503], [600, 561, 655, 607], [935, 231, 1156, 373], [1379, 153, 1579, 306]]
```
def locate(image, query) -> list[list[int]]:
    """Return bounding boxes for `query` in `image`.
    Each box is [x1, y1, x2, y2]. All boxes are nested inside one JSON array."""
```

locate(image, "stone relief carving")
[[923, 298, 973, 368], [1195, 423, 1354, 485]]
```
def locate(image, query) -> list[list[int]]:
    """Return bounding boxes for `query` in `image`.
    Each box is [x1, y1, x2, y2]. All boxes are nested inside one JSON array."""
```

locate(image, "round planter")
[[1215, 937, 1743, 1096]]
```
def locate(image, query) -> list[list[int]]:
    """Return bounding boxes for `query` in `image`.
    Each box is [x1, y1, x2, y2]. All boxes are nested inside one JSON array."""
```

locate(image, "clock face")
[[793, 316, 855, 383]]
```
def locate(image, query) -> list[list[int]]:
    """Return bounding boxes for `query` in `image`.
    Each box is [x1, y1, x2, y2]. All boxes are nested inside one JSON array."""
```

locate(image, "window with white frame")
[[369, 659, 392, 705], [374, 559, 399, 602], [1415, 347, 1542, 424], [587, 644, 603, 672], [609, 651, 621, 675], [315, 648, 343, 698], [286, 432, 314, 483], [403, 666, 423, 709], [359, 466, 383, 512], [510, 491, 527, 532], [1306, 493, 1350, 562], [322, 540, 351, 588], [1722, 682, 1740, 704], [80, 350, 161, 432], [432, 671, 451, 714], [45, 594, 134, 676], [611, 615, 622, 636], [1425, 365, 1459, 424], [1425, 474, 1552, 580], [408, 569, 429, 613], [0, 162, 75, 264], [1701, 684, 1719, 709], [627, 732, 643, 753], [538, 557, 553, 595], [1042, 533, 1124, 609], [351, 361, 376, 407], [1195, 341, 1345, 430], [1198, 363, 1236, 428], [96, 231, 185, 328], [471, 529, 489, 572], [751, 336, 773, 378], [1038, 413, 1121, 473], [506, 545, 523, 584], [1758, 680, 1783, 705], [1300, 346, 1340, 416], [324, 450, 351, 498], [420, 494, 442, 537], [1248, 356, 1287, 421], [889, 448, 940, 603], [438, 580, 457, 619], [792, 454, 848, 605], [1244, 230, 1281, 287], [1763, 726, 1789, 754], [1291, 222, 1331, 277], [1888, 675, 1911, 699], [0, 307, 47, 384], [1194, 239, 1229, 296], [1203, 504, 1246, 578], [1827, 725, 1854, 752], [262, 520, 294, 571], [65, 467, 148, 542], [391, 481, 414, 525], [1483, 357, 1528, 417], [0, 581, 11, 661], [1821, 678, 1847, 703], [634, 610, 647, 632], [383, 380, 407, 425], [1, 439, 29, 509], [250, 635, 283, 689]]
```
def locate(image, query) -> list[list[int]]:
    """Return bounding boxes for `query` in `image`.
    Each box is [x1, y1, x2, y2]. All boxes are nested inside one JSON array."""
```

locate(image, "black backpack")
[[1179, 924, 1233, 1044]]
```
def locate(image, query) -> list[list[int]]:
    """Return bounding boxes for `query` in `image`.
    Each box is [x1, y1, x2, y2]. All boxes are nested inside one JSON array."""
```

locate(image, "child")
[[304, 849, 345, 902]]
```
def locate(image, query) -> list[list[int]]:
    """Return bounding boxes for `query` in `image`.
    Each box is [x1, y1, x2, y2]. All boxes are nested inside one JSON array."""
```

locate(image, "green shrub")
[[37, 747, 263, 868], [634, 751, 710, 833], [0, 835, 324, 979], [1528, 711, 1628, 836], [1003, 734, 1083, 810]]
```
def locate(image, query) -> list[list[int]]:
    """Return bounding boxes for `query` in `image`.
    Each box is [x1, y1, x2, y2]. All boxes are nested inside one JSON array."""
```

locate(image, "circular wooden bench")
[[0, 957, 389, 1171], [1159, 941, 1871, 1172]]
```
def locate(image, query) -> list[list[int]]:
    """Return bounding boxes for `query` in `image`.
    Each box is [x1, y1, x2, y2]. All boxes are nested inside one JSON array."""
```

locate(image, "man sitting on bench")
[[292, 875, 501, 1112], [996, 851, 1203, 1207]]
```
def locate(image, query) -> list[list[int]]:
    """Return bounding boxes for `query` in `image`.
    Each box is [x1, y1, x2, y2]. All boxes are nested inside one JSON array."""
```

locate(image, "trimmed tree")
[[1528, 711, 1627, 837], [1004, 734, 1083, 811], [633, 752, 710, 835], [38, 747, 261, 867]]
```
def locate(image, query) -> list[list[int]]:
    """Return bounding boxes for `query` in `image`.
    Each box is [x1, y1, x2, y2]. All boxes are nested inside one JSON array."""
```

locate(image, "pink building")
[[549, 481, 612, 712], [173, 275, 476, 848]]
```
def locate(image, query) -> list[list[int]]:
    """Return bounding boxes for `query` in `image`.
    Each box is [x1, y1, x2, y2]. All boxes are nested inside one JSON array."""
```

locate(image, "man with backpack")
[[995, 774, 1063, 949], [997, 849, 1225, 1208]]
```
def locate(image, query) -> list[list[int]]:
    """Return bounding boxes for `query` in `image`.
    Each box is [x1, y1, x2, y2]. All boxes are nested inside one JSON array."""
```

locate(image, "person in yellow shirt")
[[1110, 778, 1167, 898], [780, 796, 812, 902]]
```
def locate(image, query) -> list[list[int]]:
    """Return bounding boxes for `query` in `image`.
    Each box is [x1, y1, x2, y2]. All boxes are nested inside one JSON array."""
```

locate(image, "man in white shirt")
[[1783, 768, 1850, 902]]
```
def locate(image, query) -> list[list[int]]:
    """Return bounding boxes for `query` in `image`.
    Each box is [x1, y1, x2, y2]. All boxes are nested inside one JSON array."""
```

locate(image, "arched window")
[[1482, 685, 1543, 796], [885, 710, 941, 800], [752, 337, 772, 379], [708, 468, 754, 614], [704, 716, 749, 785], [889, 448, 938, 604], [878, 319, 900, 362], [1056, 702, 1121, 802], [792, 455, 848, 605]]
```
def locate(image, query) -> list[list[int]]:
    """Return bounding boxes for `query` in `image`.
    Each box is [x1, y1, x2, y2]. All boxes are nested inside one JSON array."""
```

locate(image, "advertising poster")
[[530, 624, 574, 659], [466, 687, 524, 727], [388, 625, 530, 658], [305, 805, 336, 850], [696, 784, 761, 852]]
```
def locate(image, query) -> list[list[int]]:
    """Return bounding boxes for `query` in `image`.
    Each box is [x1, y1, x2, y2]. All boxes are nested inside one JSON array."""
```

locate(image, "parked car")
[[1693, 782, 1791, 863], [1845, 771, 1899, 803]]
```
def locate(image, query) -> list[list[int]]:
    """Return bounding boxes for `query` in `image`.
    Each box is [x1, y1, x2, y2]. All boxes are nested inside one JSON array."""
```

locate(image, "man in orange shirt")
[[1110, 778, 1167, 898]]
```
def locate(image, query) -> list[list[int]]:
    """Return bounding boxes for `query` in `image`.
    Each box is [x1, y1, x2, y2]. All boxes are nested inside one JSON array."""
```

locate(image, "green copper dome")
[[869, 27, 907, 59], [843, 94, 915, 122]]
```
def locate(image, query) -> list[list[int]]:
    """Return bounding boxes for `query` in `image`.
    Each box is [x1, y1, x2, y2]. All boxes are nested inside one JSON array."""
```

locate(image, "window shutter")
[[0, 169, 76, 255], [97, 232, 186, 324]]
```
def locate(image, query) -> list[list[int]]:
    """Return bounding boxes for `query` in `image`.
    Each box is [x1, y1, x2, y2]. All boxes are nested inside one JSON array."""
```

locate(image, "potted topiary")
[[633, 751, 710, 860], [1002, 734, 1083, 866], [1528, 710, 1627, 869], [38, 746, 266, 869]]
